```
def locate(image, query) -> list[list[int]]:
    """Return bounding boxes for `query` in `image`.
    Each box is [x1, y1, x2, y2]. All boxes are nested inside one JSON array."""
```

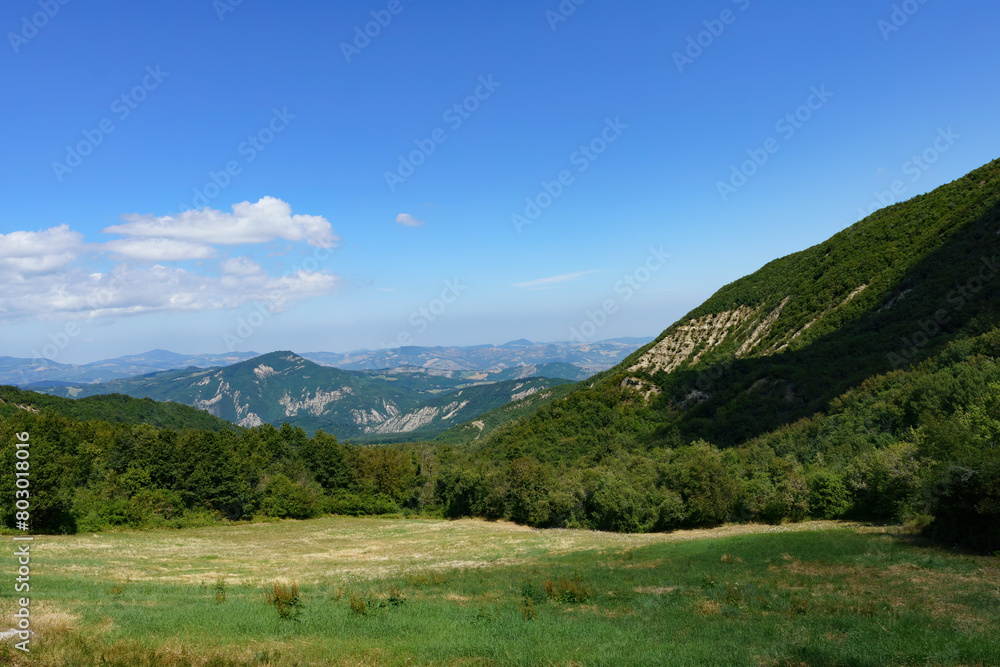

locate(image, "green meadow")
[[2, 517, 998, 666]]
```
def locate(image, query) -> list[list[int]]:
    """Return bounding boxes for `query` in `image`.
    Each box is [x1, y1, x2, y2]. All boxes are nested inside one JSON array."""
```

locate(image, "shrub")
[[671, 441, 740, 526], [258, 475, 321, 519], [845, 442, 920, 520], [654, 490, 688, 531], [807, 470, 851, 518]]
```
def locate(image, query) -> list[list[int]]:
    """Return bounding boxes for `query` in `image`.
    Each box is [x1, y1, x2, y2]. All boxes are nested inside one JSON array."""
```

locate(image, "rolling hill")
[[0, 385, 238, 432], [39, 351, 574, 440]]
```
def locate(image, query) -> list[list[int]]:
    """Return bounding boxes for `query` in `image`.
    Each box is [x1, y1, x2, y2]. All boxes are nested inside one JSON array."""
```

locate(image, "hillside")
[[352, 377, 573, 443], [477, 158, 1000, 459], [434, 381, 579, 443], [0, 385, 237, 432], [39, 352, 574, 440]]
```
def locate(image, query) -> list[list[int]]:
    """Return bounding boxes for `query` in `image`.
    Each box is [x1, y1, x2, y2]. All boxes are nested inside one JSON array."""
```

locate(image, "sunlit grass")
[[1, 517, 997, 665]]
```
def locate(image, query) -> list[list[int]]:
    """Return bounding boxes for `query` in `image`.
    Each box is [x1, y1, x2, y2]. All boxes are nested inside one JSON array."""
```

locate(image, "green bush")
[[257, 474, 322, 519], [670, 442, 740, 527], [807, 470, 851, 518], [845, 442, 920, 520]]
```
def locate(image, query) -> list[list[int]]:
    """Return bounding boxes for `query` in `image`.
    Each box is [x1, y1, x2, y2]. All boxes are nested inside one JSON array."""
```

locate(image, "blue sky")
[[2, 0, 998, 364]]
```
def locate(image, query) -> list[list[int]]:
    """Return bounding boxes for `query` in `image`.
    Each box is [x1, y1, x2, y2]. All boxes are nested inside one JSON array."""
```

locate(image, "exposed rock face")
[[510, 384, 540, 402], [737, 297, 790, 357], [364, 399, 472, 435], [253, 364, 277, 380], [279, 387, 354, 417], [628, 306, 759, 375], [629, 284, 869, 378], [239, 412, 264, 428]]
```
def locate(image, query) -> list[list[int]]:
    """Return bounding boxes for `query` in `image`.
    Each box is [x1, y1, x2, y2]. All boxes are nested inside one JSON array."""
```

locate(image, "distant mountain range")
[[300, 338, 652, 373], [0, 338, 651, 387], [35, 351, 573, 440]]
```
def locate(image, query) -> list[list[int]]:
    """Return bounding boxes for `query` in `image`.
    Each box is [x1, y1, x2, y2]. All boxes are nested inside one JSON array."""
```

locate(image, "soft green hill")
[[0, 385, 237, 432]]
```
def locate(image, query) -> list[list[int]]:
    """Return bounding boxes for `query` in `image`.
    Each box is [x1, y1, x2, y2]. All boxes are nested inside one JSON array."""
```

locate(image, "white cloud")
[[512, 270, 601, 290], [105, 196, 340, 248], [0, 200, 341, 324], [396, 213, 424, 227], [103, 238, 217, 262], [221, 256, 264, 276], [0, 264, 338, 321], [0, 225, 83, 275]]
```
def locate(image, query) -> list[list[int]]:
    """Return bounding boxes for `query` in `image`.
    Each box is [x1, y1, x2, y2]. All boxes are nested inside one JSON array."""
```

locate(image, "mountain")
[[0, 338, 650, 388], [0, 351, 261, 386], [299, 338, 652, 374], [39, 351, 575, 440], [350, 377, 573, 442], [476, 157, 1000, 460]]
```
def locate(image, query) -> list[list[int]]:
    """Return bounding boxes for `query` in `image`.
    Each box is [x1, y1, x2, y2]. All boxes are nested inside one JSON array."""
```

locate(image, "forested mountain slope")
[[0, 385, 237, 432], [480, 158, 1000, 460]]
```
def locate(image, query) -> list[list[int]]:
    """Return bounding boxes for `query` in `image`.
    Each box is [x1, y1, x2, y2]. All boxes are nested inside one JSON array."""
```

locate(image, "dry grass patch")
[[696, 598, 722, 615]]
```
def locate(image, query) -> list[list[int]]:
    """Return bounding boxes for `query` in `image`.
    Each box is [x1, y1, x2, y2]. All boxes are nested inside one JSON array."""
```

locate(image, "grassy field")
[[1, 517, 998, 666]]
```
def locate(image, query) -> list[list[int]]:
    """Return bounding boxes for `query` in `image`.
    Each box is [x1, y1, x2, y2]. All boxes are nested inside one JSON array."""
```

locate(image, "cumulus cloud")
[[0, 199, 342, 323], [0, 225, 83, 275], [103, 238, 217, 262], [396, 213, 424, 227], [105, 196, 340, 248]]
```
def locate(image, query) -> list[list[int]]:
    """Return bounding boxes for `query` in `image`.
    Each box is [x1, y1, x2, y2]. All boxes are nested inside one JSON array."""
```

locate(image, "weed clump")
[[518, 595, 537, 620], [265, 581, 301, 620], [349, 588, 406, 617], [349, 592, 368, 616], [214, 578, 227, 603], [542, 572, 591, 603]]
